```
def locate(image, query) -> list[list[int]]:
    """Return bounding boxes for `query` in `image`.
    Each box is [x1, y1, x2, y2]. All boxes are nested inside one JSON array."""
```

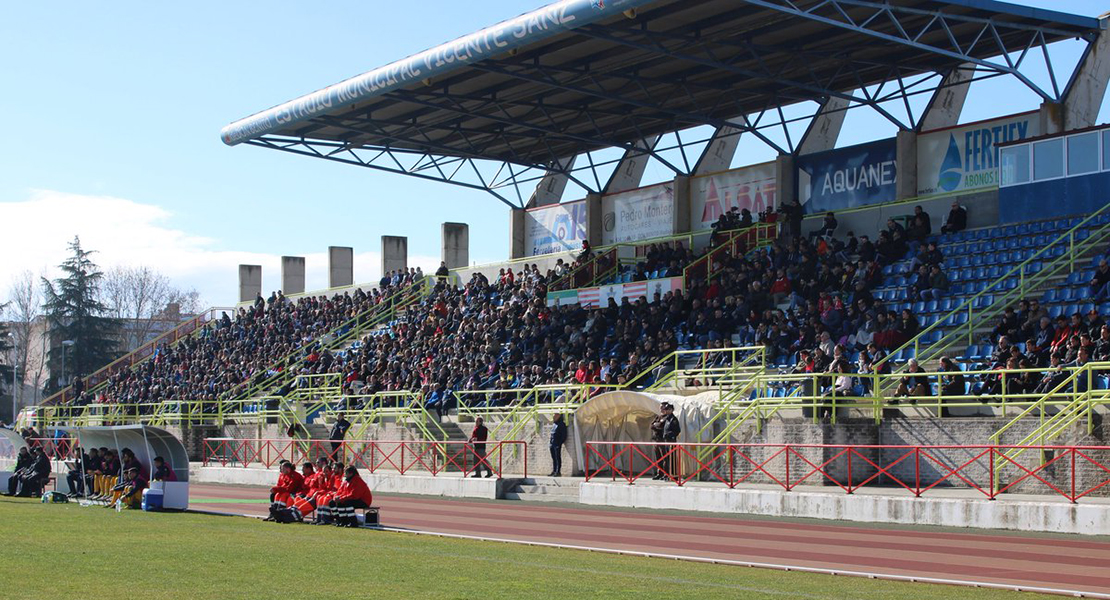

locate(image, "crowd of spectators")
[[62, 268, 426, 410]]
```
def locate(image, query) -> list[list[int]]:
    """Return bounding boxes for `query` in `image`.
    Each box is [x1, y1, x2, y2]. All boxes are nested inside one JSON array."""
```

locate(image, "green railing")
[[874, 205, 1110, 375], [222, 278, 432, 404], [549, 248, 619, 291], [683, 222, 777, 283]]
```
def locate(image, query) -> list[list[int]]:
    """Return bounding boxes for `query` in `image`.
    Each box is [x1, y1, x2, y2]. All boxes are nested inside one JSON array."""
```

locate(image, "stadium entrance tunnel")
[[571, 391, 716, 476], [61, 425, 190, 509]]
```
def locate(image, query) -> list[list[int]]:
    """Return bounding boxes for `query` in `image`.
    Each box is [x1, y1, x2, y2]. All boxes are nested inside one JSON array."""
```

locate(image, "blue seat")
[[959, 345, 978, 360], [1081, 302, 1096, 315], [1016, 224, 1030, 235], [973, 295, 993, 309], [952, 312, 969, 326], [1048, 305, 1064, 318], [1101, 302, 1110, 316], [1076, 286, 1093, 300], [1064, 304, 1081, 317], [925, 300, 938, 313], [1042, 288, 1059, 303], [913, 301, 926, 313]]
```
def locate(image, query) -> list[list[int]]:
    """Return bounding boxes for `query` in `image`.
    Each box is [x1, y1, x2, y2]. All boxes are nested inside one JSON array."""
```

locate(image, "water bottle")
[[115, 498, 123, 512]]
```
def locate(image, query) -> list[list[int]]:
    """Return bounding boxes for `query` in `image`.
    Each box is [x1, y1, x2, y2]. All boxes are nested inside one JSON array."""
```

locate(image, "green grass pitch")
[[0, 498, 1056, 600]]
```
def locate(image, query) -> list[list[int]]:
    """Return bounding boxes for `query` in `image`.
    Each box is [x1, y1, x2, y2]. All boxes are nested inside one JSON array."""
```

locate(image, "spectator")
[[941, 201, 967, 234], [1092, 259, 1110, 300], [810, 212, 837, 239], [329, 412, 351, 461], [918, 265, 949, 301], [5, 447, 32, 496], [937, 357, 965, 417], [894, 359, 929, 399], [908, 206, 931, 240], [548, 413, 567, 477], [327, 466, 374, 528], [821, 359, 853, 422], [435, 261, 450, 280], [469, 417, 492, 479]]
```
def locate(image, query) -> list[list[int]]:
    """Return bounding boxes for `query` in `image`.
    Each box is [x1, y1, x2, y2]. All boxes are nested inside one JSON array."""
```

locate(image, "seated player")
[[268, 461, 305, 508], [66, 447, 97, 498], [268, 462, 324, 523], [5, 447, 32, 496], [311, 462, 345, 524], [328, 466, 374, 528], [151, 456, 177, 482], [106, 466, 147, 509], [92, 449, 121, 500]]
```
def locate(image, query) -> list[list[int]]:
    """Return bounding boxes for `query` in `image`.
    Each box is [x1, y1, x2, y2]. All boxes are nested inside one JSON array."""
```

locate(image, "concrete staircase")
[[501, 476, 581, 503]]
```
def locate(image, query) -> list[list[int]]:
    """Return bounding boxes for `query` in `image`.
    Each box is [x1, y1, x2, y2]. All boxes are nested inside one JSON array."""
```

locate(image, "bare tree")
[[101, 266, 203, 352], [6, 270, 49, 405]]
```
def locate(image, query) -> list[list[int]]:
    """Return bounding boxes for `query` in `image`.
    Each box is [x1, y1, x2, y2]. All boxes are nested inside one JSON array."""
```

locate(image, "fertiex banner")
[[525, 200, 588, 257], [917, 112, 1039, 196], [690, 162, 777, 232], [545, 276, 684, 308], [797, 138, 897, 214], [601, 183, 674, 244]]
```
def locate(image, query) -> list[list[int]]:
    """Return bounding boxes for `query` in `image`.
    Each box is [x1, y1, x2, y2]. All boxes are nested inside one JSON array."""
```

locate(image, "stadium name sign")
[[797, 138, 898, 213], [917, 112, 1039, 196], [221, 0, 654, 145]]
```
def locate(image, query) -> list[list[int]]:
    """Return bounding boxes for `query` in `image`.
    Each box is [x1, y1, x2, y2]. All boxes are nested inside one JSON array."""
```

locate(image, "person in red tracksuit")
[[328, 466, 373, 527], [269, 461, 305, 507], [312, 462, 345, 524]]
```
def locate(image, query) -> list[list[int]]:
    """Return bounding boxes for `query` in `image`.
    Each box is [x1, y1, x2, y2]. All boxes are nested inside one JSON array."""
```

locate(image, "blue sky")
[[0, 0, 1106, 307]]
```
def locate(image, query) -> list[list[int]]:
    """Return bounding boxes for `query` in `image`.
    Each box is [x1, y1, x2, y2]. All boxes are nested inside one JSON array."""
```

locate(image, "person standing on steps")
[[329, 412, 351, 461], [549, 414, 568, 477], [469, 417, 493, 478]]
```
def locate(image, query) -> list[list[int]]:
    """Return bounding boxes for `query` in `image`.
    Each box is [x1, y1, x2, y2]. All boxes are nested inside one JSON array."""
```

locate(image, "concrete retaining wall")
[[579, 482, 1110, 536], [192, 466, 504, 500]]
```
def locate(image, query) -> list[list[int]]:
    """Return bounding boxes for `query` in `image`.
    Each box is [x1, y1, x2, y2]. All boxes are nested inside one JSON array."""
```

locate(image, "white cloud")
[[0, 190, 441, 309]]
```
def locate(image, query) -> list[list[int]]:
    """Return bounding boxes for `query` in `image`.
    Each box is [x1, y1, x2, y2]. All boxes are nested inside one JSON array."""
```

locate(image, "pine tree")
[[41, 237, 121, 394], [0, 305, 11, 421]]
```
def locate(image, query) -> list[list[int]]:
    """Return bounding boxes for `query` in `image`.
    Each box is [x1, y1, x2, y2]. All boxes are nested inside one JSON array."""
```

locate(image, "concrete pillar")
[[238, 264, 262, 303], [585, 193, 603, 248], [775, 154, 796, 208], [1063, 29, 1110, 131], [604, 136, 659, 194], [896, 130, 917, 201], [380, 237, 407, 276], [441, 222, 469, 269], [527, 157, 575, 207], [328, 246, 354, 289], [1039, 102, 1065, 136], [919, 64, 974, 131], [281, 256, 305, 295], [693, 126, 742, 175], [510, 208, 526, 259], [798, 97, 849, 155], [672, 175, 691, 235]]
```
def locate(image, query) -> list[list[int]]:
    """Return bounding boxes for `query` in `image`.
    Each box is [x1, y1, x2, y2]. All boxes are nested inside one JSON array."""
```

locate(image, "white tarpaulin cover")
[[572, 390, 718, 474], [0, 428, 27, 460], [60, 425, 190, 509]]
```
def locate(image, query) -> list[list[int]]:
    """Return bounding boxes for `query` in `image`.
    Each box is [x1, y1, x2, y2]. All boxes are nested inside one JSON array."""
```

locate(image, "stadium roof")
[[222, 0, 1103, 206]]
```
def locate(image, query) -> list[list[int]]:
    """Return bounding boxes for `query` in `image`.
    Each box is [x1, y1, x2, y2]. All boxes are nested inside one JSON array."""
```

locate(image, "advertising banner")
[[690, 162, 777, 232], [601, 183, 674, 244], [547, 276, 684, 308], [524, 200, 588, 257], [797, 138, 897, 214], [917, 111, 1039, 196]]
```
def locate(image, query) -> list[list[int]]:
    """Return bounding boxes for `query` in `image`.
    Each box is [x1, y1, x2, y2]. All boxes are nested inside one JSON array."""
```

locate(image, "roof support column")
[[510, 208, 526, 259], [527, 156, 576, 208], [1065, 26, 1110, 132], [238, 265, 262, 303], [693, 126, 743, 175], [896, 130, 918, 201], [919, 64, 975, 131], [798, 97, 850, 155], [604, 136, 659, 194]]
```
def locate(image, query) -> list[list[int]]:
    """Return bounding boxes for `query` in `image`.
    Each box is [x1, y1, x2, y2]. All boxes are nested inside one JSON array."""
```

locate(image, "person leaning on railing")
[[893, 359, 929, 401]]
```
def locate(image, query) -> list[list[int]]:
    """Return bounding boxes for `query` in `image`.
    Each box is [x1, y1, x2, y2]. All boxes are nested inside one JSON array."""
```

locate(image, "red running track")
[[189, 482, 1110, 597]]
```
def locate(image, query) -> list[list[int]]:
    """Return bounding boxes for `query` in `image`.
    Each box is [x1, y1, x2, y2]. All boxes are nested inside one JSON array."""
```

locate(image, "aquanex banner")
[[916, 111, 1039, 197], [220, 0, 656, 145], [797, 138, 897, 214]]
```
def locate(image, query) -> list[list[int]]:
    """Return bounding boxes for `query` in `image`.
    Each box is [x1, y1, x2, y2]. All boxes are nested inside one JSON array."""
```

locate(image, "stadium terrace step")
[[501, 477, 581, 502]]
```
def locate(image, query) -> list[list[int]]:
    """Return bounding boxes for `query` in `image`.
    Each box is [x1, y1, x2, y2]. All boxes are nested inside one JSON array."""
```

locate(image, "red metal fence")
[[203, 438, 527, 478], [585, 442, 1110, 503], [24, 437, 77, 461]]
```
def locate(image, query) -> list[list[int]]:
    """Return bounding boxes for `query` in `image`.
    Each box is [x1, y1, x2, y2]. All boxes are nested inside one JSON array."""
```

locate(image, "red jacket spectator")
[[335, 473, 373, 506], [271, 469, 305, 496]]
